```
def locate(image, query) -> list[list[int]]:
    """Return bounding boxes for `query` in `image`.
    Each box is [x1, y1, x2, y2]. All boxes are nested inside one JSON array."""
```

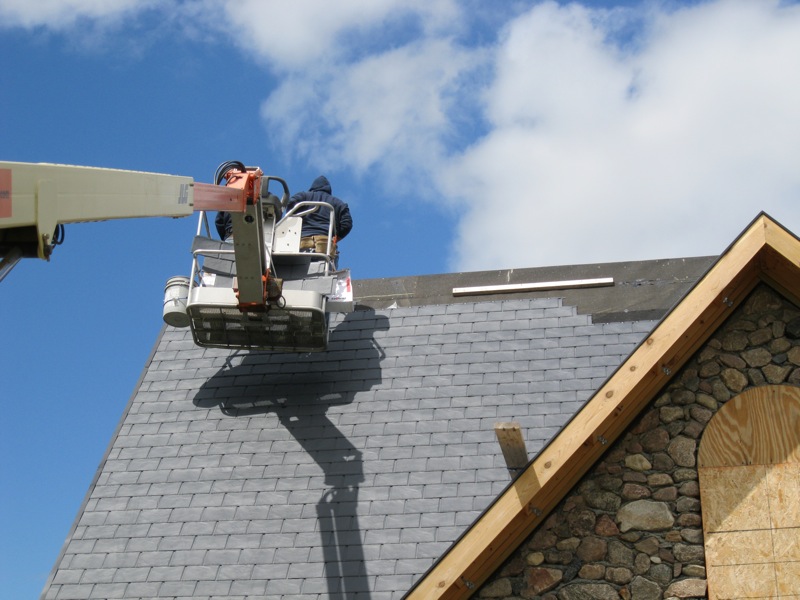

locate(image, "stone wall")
[[476, 285, 800, 600]]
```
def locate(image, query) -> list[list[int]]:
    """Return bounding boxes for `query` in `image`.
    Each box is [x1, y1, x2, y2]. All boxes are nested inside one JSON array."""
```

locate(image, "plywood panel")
[[707, 563, 776, 598], [773, 527, 800, 562], [700, 385, 800, 600], [705, 530, 774, 565], [776, 561, 800, 595], [700, 465, 770, 533], [698, 386, 800, 468], [767, 462, 800, 529]]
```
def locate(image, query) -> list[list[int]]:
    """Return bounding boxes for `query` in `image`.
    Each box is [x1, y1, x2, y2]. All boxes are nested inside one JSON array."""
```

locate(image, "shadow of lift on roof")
[[192, 309, 390, 599]]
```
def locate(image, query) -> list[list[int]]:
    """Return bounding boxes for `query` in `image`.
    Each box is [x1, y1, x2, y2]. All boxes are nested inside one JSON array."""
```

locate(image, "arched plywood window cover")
[[698, 385, 800, 599]]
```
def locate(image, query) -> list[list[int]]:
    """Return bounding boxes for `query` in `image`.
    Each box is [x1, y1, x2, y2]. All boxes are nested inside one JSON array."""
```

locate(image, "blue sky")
[[2, 1, 799, 597]]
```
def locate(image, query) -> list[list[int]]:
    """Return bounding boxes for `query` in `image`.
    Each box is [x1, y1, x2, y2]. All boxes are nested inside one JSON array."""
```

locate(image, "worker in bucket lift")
[[214, 211, 233, 242], [287, 175, 352, 266]]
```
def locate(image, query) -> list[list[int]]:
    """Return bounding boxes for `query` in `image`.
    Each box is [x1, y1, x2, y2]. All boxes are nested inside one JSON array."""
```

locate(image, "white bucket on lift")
[[162, 276, 191, 328]]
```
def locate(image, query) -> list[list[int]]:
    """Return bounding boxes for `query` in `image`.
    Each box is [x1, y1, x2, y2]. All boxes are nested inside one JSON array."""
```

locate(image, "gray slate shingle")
[[43, 296, 656, 600]]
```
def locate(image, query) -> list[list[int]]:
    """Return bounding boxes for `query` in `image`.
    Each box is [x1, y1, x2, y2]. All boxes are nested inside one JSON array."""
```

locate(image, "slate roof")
[[41, 256, 715, 600]]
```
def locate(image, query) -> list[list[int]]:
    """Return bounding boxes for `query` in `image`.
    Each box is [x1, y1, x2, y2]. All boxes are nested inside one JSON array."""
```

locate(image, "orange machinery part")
[[192, 167, 263, 213]]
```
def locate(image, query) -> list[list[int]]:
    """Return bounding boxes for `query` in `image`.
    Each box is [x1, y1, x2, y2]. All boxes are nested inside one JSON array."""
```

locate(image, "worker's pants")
[[300, 235, 338, 267]]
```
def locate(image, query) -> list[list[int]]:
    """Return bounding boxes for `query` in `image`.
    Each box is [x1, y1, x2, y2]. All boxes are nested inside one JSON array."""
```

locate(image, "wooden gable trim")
[[405, 213, 800, 600]]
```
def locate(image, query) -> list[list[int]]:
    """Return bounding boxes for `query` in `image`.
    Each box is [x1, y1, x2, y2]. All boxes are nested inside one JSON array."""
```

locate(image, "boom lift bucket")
[[164, 163, 353, 353]]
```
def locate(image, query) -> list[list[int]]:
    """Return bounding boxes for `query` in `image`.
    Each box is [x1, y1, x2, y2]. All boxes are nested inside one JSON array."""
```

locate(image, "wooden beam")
[[494, 423, 530, 475], [405, 215, 794, 600]]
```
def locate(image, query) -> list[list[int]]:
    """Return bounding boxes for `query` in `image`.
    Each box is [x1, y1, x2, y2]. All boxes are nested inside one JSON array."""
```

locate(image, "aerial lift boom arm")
[[0, 161, 249, 259], [1, 160, 351, 352]]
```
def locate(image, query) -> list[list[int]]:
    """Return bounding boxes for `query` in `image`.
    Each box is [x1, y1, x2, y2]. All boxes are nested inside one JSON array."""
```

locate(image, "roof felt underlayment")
[[42, 213, 800, 600]]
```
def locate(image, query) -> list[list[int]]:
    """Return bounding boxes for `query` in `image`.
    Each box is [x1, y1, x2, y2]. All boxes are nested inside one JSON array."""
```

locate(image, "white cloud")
[[262, 38, 481, 178], [252, 0, 800, 271], [0, 0, 152, 29], [440, 0, 800, 270], [215, 0, 461, 70]]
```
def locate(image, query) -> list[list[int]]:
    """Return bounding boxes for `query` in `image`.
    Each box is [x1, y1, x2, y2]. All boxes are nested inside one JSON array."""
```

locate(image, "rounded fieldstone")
[[748, 327, 773, 346], [525, 567, 564, 595], [585, 490, 621, 512], [608, 540, 635, 566], [598, 475, 623, 492], [652, 453, 674, 471], [631, 410, 660, 434], [720, 368, 748, 393], [630, 575, 662, 600], [624, 471, 648, 483], [557, 582, 618, 600], [659, 406, 684, 424], [647, 473, 673, 487], [682, 564, 706, 577], [625, 454, 652, 472], [530, 530, 557, 551], [606, 566, 633, 585], [526, 551, 545, 566], [677, 513, 702, 528], [595, 514, 619, 537], [673, 543, 704, 563], [695, 393, 717, 410], [676, 497, 701, 513], [634, 537, 660, 555], [668, 436, 696, 467], [681, 420, 703, 439], [770, 337, 791, 354], [673, 468, 697, 482], [649, 562, 673, 585], [763, 363, 792, 383], [567, 509, 596, 537], [622, 483, 651, 501], [651, 486, 677, 501], [680, 370, 699, 391], [641, 428, 670, 452], [665, 578, 707, 598], [557, 537, 581, 552], [698, 360, 720, 378], [620, 531, 643, 543], [680, 529, 704, 544], [748, 367, 766, 386], [576, 536, 607, 562], [678, 480, 699, 498], [742, 347, 772, 367], [721, 330, 748, 351], [479, 577, 512, 598], [688, 406, 712, 424], [785, 316, 800, 339], [665, 531, 683, 543], [545, 550, 573, 565], [617, 500, 675, 533], [671, 389, 695, 405], [710, 379, 731, 402], [654, 392, 671, 407], [719, 353, 747, 369], [634, 552, 651, 574], [666, 420, 686, 437], [578, 564, 605, 580]]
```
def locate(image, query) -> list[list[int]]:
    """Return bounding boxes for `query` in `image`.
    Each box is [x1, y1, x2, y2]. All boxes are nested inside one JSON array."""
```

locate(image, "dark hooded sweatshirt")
[[287, 176, 353, 240]]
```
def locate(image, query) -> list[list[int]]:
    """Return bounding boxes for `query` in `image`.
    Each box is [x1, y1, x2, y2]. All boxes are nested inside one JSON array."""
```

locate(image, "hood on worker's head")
[[309, 175, 331, 194]]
